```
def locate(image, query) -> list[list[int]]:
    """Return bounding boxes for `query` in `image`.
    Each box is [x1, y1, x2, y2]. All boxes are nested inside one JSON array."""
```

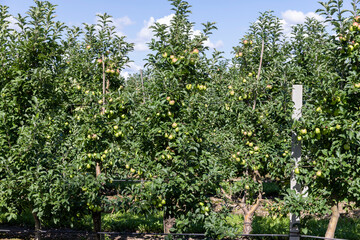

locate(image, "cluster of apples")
[[162, 48, 199, 65], [96, 58, 120, 75], [338, 16, 360, 53], [235, 39, 253, 58]]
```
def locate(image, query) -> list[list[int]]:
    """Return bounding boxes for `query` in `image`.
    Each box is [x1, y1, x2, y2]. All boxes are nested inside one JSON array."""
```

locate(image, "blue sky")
[[2, 0, 354, 77]]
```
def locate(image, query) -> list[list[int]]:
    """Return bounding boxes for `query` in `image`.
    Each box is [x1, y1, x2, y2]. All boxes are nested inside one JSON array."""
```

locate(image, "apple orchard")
[[0, 0, 359, 239]]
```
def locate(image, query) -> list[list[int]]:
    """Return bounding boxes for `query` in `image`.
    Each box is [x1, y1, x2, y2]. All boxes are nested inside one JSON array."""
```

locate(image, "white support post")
[[290, 85, 303, 240]]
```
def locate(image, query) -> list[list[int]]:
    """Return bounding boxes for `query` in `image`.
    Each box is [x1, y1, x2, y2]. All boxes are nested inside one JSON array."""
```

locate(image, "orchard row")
[[0, 0, 359, 239]]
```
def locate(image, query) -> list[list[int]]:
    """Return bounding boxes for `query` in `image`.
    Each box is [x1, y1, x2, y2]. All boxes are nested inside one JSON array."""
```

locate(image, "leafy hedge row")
[[0, 0, 359, 239]]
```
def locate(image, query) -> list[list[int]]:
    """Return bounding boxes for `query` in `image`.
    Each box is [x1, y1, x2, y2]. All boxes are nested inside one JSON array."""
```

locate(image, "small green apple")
[[300, 129, 307, 135]]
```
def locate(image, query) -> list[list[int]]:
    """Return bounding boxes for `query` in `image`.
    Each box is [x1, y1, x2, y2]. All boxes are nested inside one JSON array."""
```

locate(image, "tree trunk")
[[325, 203, 340, 239], [163, 207, 175, 234], [32, 211, 41, 240], [243, 213, 254, 236], [92, 211, 102, 240]]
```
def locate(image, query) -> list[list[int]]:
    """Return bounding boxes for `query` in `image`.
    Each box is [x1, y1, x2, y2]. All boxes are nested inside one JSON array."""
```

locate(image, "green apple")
[[294, 168, 300, 174], [316, 170, 322, 177], [254, 146, 259, 151], [297, 136, 302, 141], [315, 128, 321, 134], [245, 185, 250, 190], [229, 90, 235, 96], [300, 129, 307, 135], [344, 144, 350, 150], [172, 122, 178, 128], [186, 84, 192, 90], [169, 100, 175, 105], [130, 168, 136, 173]]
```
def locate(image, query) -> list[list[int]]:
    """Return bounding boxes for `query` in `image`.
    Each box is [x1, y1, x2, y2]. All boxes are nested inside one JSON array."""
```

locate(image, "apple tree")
[[212, 11, 294, 234], [0, 1, 75, 238], [59, 13, 134, 236], [123, 0, 227, 234], [283, 1, 360, 238]]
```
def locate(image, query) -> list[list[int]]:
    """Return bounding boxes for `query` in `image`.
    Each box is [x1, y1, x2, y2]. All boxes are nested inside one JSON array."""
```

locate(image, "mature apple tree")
[[282, 1, 360, 238], [212, 11, 293, 234], [124, 0, 227, 234], [0, 2, 72, 239]]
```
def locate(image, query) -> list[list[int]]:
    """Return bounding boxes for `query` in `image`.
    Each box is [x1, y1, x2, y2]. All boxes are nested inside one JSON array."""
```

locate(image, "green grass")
[[102, 211, 163, 232], [226, 214, 289, 234], [1, 210, 359, 239], [302, 216, 360, 240]]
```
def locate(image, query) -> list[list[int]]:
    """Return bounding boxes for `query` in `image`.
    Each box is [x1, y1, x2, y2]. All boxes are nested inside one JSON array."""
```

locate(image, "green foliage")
[[1, 0, 360, 238], [285, 0, 360, 218]]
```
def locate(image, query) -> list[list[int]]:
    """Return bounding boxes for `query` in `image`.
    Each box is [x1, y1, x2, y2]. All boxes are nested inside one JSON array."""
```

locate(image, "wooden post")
[[290, 84, 302, 240], [140, 69, 145, 103]]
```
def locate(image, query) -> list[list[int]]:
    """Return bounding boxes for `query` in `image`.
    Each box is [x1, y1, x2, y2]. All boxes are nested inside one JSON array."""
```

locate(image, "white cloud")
[[134, 13, 223, 51], [95, 14, 134, 37], [281, 10, 324, 36], [192, 29, 223, 49], [121, 62, 143, 79], [7, 16, 20, 32], [134, 14, 174, 51]]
